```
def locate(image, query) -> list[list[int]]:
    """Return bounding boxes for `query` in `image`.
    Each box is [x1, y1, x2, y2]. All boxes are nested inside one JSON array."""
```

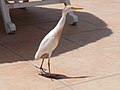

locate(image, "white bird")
[[35, 5, 83, 78]]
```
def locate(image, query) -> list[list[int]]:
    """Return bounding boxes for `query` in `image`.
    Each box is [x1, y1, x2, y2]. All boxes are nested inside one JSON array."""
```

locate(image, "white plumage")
[[35, 14, 65, 60], [35, 5, 83, 77]]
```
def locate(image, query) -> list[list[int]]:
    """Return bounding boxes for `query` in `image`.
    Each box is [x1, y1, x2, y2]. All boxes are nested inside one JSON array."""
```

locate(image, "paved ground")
[[0, 0, 120, 90]]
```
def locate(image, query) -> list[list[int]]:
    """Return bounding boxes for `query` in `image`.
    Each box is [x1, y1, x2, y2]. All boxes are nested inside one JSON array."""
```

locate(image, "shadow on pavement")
[[39, 72, 91, 80], [0, 7, 112, 64]]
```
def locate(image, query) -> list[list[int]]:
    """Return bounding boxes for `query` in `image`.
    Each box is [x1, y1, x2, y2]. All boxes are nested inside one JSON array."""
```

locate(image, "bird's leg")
[[35, 57, 46, 74], [35, 58, 45, 70], [39, 58, 47, 74], [48, 57, 54, 80], [40, 58, 44, 70], [48, 57, 51, 76], [47, 57, 59, 80]]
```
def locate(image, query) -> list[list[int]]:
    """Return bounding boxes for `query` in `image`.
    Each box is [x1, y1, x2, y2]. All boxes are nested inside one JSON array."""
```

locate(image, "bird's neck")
[[54, 14, 66, 31], [53, 14, 67, 39]]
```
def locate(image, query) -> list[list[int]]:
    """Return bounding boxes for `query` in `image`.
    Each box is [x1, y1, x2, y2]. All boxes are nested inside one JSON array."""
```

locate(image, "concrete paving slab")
[[34, 18, 102, 36], [52, 87, 73, 90], [0, 45, 22, 65], [97, 46, 120, 61], [32, 38, 120, 85], [82, 32, 120, 50], [0, 28, 79, 60], [75, 11, 108, 28], [0, 62, 66, 90], [0, 0, 120, 90], [51, 50, 120, 85], [63, 28, 113, 48], [71, 73, 120, 90], [0, 25, 46, 60], [0, 25, 46, 41]]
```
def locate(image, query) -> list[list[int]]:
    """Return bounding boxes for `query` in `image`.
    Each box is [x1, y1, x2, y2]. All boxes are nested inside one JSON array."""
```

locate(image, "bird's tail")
[[34, 50, 42, 60]]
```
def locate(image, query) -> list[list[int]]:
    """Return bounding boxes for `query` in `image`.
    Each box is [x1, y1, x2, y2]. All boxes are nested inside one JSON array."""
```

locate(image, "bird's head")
[[62, 5, 83, 16]]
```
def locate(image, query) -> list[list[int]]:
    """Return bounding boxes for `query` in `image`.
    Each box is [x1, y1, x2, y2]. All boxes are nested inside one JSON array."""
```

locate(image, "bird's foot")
[[35, 66, 47, 71], [39, 67, 47, 75], [40, 70, 46, 75], [35, 66, 47, 74]]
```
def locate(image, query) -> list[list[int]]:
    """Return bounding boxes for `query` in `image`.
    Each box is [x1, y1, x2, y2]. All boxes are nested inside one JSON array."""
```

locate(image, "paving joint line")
[[0, 42, 38, 68], [33, 21, 58, 31], [79, 19, 105, 27], [70, 72, 120, 86], [63, 26, 108, 36], [57, 80, 74, 90], [0, 43, 27, 60], [52, 72, 120, 90], [62, 37, 82, 46], [97, 52, 120, 63], [83, 44, 120, 63], [51, 80, 74, 90]]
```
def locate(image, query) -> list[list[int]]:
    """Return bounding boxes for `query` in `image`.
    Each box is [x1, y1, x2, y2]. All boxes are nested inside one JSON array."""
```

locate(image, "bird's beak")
[[71, 6, 83, 10]]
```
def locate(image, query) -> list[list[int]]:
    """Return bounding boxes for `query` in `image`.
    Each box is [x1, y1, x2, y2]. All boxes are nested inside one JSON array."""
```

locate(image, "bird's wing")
[[39, 35, 58, 53], [35, 36, 55, 59]]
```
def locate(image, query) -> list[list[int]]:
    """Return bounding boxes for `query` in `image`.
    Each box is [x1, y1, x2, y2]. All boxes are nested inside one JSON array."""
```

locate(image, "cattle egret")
[[35, 5, 83, 77]]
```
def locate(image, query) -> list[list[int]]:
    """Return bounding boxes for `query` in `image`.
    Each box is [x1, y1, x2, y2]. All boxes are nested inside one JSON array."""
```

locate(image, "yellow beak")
[[71, 7, 83, 10]]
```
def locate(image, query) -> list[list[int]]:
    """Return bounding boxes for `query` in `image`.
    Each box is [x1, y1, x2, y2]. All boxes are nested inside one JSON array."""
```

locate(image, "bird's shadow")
[[38, 72, 90, 80]]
